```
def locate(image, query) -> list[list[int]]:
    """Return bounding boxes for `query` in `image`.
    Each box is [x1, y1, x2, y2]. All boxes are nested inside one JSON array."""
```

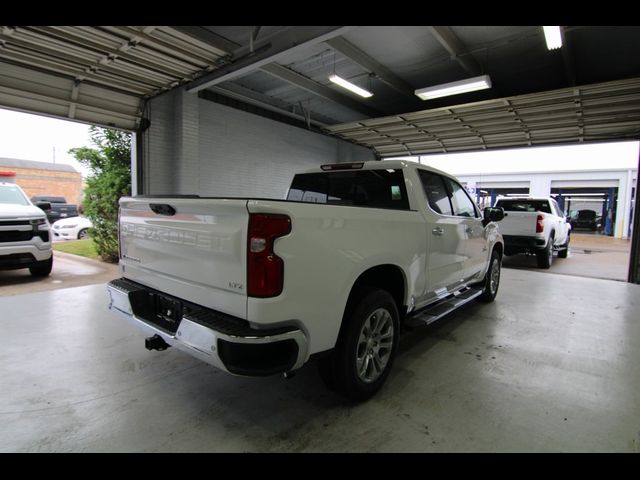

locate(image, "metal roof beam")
[[169, 26, 240, 54], [325, 36, 420, 103], [207, 83, 332, 127], [259, 63, 382, 119], [185, 26, 353, 93], [428, 26, 482, 76]]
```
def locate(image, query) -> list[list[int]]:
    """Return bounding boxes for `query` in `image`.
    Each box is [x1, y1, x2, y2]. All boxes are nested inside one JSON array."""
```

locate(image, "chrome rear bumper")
[[107, 278, 308, 376]]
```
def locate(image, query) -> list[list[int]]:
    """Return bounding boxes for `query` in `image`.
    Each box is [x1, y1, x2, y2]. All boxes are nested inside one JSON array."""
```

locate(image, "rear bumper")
[[503, 234, 546, 252], [107, 278, 308, 376]]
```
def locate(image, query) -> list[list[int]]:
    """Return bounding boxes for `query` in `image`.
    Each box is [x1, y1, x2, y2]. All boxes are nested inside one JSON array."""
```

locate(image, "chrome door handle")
[[432, 227, 444, 236]]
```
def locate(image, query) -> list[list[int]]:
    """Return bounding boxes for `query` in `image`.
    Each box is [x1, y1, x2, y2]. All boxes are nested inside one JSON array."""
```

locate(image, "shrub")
[[69, 127, 131, 263]]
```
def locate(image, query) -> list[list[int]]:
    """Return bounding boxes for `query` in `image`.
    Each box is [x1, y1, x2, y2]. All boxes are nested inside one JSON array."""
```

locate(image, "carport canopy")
[[1, 25, 639, 280]]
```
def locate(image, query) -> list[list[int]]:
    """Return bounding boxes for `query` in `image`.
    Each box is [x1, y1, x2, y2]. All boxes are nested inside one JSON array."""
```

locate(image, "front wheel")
[[29, 255, 53, 277], [478, 249, 501, 303], [319, 288, 399, 401], [77, 228, 89, 240]]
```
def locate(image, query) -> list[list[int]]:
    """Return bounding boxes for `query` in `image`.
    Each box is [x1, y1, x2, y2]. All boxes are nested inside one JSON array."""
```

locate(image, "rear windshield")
[[287, 169, 410, 210], [0, 185, 30, 206], [496, 199, 551, 214], [578, 210, 596, 219]]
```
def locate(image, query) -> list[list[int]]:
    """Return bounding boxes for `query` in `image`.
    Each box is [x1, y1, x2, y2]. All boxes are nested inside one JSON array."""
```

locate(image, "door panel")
[[443, 177, 487, 281], [417, 170, 465, 300]]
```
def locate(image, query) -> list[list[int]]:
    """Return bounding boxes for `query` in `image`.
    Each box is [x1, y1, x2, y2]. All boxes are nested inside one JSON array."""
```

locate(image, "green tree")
[[69, 126, 131, 263]]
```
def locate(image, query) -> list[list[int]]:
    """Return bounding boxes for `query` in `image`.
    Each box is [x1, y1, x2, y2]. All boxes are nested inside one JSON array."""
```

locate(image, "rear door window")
[[443, 177, 479, 218], [417, 170, 453, 216], [287, 169, 410, 210]]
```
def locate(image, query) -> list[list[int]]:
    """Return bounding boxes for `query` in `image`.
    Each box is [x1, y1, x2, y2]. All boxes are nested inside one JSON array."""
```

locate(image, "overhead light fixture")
[[543, 26, 563, 50], [329, 74, 373, 98], [414, 74, 492, 100]]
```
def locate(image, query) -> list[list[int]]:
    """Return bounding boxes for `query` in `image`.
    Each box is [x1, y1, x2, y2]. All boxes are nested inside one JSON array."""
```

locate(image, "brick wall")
[[0, 165, 83, 205]]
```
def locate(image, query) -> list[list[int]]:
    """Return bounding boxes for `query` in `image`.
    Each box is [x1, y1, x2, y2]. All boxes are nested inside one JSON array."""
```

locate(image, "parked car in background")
[[569, 209, 599, 231], [494, 196, 571, 268], [0, 182, 53, 276], [30, 195, 79, 224], [52, 216, 92, 240]]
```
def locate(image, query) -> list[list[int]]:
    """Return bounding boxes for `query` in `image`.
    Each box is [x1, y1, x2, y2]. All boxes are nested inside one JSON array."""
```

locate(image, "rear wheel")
[[536, 235, 554, 269], [319, 288, 399, 401], [29, 255, 53, 277], [558, 232, 570, 258]]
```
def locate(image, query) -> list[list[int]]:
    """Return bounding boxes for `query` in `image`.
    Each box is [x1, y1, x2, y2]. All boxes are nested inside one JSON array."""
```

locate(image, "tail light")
[[247, 213, 291, 297], [536, 214, 544, 233]]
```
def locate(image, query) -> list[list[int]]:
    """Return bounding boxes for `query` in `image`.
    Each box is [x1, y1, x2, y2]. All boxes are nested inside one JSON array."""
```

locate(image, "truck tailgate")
[[119, 197, 248, 319], [498, 211, 538, 236]]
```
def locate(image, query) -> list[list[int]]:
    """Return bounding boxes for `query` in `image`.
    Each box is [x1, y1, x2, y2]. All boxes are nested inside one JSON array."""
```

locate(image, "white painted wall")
[[141, 88, 375, 199]]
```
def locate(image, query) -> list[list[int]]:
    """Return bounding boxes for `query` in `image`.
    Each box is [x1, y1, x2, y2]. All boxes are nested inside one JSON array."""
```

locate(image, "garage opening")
[[390, 140, 639, 282]]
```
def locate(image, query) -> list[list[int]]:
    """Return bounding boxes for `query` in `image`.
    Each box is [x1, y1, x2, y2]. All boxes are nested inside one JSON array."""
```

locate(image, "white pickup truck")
[[0, 182, 53, 277], [107, 161, 505, 400], [493, 196, 571, 268]]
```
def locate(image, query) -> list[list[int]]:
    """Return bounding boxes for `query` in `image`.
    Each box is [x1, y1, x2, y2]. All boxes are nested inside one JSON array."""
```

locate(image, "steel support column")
[[628, 146, 640, 283]]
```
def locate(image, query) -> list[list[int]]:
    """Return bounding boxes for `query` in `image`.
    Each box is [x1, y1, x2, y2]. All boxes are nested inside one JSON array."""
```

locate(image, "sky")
[[0, 108, 93, 177]]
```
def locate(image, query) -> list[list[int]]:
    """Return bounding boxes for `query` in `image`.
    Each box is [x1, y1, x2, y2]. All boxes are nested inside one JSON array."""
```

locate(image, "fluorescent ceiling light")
[[543, 26, 562, 50], [414, 74, 492, 100], [329, 74, 373, 98]]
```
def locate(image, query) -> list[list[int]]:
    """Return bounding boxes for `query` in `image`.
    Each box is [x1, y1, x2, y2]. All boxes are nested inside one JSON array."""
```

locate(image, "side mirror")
[[34, 201, 52, 212], [483, 206, 505, 227]]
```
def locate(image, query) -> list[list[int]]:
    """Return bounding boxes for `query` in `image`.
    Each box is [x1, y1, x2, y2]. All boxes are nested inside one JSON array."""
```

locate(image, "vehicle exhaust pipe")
[[145, 334, 170, 351]]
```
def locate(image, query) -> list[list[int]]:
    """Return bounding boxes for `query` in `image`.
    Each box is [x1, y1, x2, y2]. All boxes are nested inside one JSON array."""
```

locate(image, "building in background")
[[0, 157, 83, 205]]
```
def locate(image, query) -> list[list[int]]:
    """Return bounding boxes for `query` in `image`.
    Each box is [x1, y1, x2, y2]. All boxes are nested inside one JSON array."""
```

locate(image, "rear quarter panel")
[[246, 199, 426, 354]]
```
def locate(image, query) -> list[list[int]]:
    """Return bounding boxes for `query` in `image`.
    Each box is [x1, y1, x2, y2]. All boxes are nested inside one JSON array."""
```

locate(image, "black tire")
[[536, 235, 554, 269], [320, 288, 399, 402], [77, 228, 89, 240], [478, 249, 501, 303], [558, 233, 570, 258], [29, 255, 53, 277]]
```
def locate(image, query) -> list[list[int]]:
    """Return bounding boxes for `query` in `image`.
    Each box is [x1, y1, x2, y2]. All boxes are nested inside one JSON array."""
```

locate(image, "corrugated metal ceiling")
[[0, 26, 228, 129], [1, 25, 639, 154], [325, 77, 640, 156]]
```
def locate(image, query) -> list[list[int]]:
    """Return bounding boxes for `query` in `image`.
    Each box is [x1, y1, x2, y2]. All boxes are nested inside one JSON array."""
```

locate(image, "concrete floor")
[[1, 268, 640, 452], [502, 233, 631, 282]]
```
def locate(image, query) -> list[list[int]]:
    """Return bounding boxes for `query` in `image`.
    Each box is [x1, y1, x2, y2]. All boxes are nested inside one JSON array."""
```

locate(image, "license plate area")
[[129, 289, 183, 334]]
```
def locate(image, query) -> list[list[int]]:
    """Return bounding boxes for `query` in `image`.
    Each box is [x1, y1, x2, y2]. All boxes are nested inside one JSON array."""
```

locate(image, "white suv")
[[0, 182, 53, 277]]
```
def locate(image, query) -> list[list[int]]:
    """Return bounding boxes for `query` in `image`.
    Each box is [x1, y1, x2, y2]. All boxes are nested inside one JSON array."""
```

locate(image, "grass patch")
[[53, 239, 101, 260]]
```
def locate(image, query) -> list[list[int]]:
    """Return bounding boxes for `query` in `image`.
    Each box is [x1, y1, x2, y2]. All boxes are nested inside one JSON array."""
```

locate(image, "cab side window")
[[444, 177, 479, 218], [418, 170, 453, 216]]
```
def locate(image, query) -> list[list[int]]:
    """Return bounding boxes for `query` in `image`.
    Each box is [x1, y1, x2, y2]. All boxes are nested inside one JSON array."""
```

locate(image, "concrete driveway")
[[0, 251, 119, 297]]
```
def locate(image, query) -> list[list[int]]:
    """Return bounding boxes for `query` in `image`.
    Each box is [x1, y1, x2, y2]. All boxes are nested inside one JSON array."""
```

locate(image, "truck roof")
[[296, 160, 458, 180]]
